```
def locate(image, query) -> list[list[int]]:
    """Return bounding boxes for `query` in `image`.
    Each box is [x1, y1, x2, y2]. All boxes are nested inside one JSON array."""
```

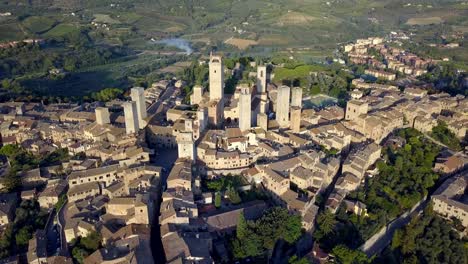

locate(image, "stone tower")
[[130, 87, 147, 129], [276, 85, 291, 128], [196, 107, 207, 133], [256, 65, 267, 93], [95, 107, 110, 125], [238, 86, 251, 132], [257, 113, 268, 131], [209, 53, 224, 101], [177, 129, 196, 161], [191, 85, 204, 105], [290, 106, 301, 133], [291, 87, 303, 107], [345, 100, 368, 121], [123, 101, 139, 134]]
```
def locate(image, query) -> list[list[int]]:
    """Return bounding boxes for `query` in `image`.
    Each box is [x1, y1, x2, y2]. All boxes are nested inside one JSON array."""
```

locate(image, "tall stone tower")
[[257, 113, 268, 131], [256, 65, 267, 93], [95, 107, 110, 125], [130, 87, 147, 129], [290, 106, 301, 133], [276, 85, 291, 128], [238, 86, 251, 132], [177, 120, 196, 160], [196, 107, 207, 133], [209, 53, 224, 101], [123, 101, 139, 134], [291, 87, 303, 107]]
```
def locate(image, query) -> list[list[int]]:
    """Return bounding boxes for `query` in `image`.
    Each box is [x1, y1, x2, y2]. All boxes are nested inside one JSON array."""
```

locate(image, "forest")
[[381, 206, 466, 264]]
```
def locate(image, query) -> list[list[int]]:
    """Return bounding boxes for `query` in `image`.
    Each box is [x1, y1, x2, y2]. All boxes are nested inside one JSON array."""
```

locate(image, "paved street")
[[45, 210, 60, 256]]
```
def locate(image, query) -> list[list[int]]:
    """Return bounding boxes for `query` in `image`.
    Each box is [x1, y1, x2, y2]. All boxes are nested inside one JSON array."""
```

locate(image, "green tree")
[[15, 227, 32, 247], [288, 255, 309, 264], [0, 225, 13, 258], [316, 211, 337, 237], [214, 192, 221, 208], [430, 121, 461, 151], [91, 88, 123, 102], [72, 246, 88, 264], [236, 212, 248, 239], [80, 231, 101, 251], [332, 245, 370, 264], [226, 185, 241, 204]]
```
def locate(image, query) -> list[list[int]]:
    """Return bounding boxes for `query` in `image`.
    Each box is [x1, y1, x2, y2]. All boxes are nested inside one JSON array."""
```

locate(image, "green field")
[[44, 24, 81, 37], [22, 16, 56, 34], [0, 23, 24, 40], [0, 0, 467, 98]]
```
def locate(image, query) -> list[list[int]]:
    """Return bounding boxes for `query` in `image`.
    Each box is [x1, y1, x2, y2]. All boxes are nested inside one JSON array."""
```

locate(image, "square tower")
[[257, 65, 267, 93], [345, 100, 368, 121], [291, 87, 303, 107], [290, 106, 301, 133], [239, 86, 251, 132], [123, 101, 139, 134], [130, 87, 147, 129], [177, 131, 196, 161], [276, 85, 291, 128], [209, 53, 224, 101], [191, 85, 204, 105], [95, 107, 110, 125], [257, 113, 268, 131]]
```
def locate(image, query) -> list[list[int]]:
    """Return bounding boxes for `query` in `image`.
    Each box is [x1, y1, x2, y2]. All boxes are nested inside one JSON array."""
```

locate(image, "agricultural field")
[[406, 17, 443, 26], [21, 16, 56, 34], [0, 0, 466, 98], [224, 37, 258, 50], [1, 0, 466, 50]]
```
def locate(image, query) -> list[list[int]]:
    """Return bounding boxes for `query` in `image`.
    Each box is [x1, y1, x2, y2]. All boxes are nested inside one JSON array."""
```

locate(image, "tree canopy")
[[231, 207, 302, 259], [430, 121, 462, 151], [387, 206, 466, 264]]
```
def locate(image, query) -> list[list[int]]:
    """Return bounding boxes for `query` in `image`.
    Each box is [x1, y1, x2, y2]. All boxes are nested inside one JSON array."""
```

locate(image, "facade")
[[207, 100, 223, 128], [345, 100, 368, 121], [177, 131, 196, 160], [432, 174, 468, 230]]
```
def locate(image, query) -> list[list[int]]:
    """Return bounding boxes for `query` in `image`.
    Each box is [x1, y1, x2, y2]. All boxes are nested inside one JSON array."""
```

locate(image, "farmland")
[[0, 0, 466, 98]]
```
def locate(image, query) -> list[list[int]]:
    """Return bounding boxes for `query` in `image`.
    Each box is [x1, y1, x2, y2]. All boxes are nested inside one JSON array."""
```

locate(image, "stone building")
[[256, 65, 267, 93], [276, 85, 291, 127], [238, 85, 251, 132], [345, 100, 368, 121], [130, 87, 147, 129], [209, 53, 224, 101], [123, 101, 139, 134], [95, 107, 110, 125]]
